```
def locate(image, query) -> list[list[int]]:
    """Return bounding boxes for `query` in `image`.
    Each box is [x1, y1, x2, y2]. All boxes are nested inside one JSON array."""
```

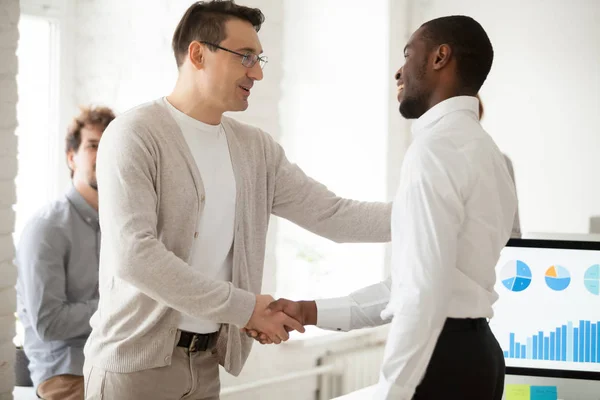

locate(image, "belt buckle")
[[188, 334, 199, 352]]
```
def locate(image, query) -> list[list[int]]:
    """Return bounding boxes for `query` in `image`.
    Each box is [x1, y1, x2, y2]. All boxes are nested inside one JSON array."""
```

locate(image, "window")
[[276, 0, 390, 301], [13, 13, 61, 346], [14, 15, 60, 242]]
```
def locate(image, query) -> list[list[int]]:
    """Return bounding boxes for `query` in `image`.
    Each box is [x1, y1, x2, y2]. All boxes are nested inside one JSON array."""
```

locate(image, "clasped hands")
[[242, 295, 317, 344]]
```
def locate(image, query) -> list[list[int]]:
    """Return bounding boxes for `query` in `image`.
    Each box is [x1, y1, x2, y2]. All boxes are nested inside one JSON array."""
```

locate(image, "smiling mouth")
[[239, 85, 251, 93]]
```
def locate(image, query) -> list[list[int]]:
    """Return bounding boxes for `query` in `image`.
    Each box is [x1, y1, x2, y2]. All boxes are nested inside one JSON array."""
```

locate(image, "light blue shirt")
[[16, 185, 100, 388]]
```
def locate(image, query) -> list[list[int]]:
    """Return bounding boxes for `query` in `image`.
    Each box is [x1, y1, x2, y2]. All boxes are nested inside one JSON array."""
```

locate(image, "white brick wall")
[[0, 0, 19, 398]]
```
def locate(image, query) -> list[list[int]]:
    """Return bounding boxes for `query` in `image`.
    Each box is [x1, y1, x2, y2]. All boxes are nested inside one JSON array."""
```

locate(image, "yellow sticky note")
[[505, 384, 531, 400]]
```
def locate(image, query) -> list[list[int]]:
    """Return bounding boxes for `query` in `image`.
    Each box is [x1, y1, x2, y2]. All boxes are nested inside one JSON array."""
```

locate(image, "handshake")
[[242, 294, 317, 344]]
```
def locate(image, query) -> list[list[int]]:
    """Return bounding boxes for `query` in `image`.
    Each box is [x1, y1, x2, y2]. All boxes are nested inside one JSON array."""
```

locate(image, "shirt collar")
[[66, 184, 99, 230], [411, 95, 480, 137]]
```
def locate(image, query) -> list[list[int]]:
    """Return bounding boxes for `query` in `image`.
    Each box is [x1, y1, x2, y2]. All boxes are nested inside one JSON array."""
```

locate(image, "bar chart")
[[503, 320, 600, 363]]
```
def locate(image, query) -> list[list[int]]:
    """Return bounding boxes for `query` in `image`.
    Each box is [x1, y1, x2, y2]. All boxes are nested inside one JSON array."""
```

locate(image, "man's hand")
[[244, 298, 317, 344], [243, 295, 306, 344]]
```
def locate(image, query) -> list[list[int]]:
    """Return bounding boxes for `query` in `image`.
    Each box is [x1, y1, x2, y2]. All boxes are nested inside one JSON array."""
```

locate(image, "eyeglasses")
[[200, 41, 268, 69]]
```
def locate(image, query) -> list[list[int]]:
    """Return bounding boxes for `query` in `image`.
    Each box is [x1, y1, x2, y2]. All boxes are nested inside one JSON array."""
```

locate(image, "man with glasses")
[[83, 1, 391, 399]]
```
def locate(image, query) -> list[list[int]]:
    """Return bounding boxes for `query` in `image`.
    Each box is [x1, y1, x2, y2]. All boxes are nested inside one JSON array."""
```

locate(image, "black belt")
[[176, 330, 218, 352], [443, 318, 488, 331]]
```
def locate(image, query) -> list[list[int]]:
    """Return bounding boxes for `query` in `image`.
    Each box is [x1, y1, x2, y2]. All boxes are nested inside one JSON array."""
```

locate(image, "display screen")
[[490, 239, 600, 378]]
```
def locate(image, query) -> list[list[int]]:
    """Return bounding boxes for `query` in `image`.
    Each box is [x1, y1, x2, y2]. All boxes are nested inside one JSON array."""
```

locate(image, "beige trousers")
[[84, 345, 220, 400], [37, 374, 84, 400]]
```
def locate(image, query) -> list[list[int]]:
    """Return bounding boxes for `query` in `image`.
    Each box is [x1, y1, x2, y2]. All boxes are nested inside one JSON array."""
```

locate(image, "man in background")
[[16, 106, 114, 400]]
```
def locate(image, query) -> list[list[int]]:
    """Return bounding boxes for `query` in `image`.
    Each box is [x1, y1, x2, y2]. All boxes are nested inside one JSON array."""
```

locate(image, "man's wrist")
[[300, 300, 317, 325]]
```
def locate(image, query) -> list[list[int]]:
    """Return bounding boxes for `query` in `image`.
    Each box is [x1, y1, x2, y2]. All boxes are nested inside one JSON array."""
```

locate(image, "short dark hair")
[[66, 106, 115, 177], [420, 16, 493, 93], [172, 0, 265, 68]]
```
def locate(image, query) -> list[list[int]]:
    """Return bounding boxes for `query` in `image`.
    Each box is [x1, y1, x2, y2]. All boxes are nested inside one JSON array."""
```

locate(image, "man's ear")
[[188, 41, 204, 69], [66, 149, 76, 171], [433, 44, 452, 71]]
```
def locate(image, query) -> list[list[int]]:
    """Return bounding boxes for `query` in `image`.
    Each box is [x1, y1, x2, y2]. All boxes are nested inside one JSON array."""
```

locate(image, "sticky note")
[[505, 384, 530, 400], [531, 386, 558, 400]]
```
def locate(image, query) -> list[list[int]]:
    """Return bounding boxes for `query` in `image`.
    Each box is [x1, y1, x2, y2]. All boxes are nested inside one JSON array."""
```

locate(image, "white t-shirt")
[[163, 97, 235, 334]]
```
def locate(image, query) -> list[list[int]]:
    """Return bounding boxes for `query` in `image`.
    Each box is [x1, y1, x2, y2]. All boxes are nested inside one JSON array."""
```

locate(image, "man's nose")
[[395, 66, 403, 81], [248, 62, 263, 81]]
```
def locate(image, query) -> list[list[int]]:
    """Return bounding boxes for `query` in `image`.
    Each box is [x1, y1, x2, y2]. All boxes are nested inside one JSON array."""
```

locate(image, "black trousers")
[[413, 318, 505, 400]]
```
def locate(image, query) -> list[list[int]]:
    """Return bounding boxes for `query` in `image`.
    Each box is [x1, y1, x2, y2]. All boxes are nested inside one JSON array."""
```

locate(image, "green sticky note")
[[531, 386, 557, 400], [505, 384, 530, 400]]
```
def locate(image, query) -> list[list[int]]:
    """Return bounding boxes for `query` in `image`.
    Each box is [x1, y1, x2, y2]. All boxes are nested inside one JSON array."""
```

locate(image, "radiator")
[[317, 343, 385, 399], [219, 342, 385, 400]]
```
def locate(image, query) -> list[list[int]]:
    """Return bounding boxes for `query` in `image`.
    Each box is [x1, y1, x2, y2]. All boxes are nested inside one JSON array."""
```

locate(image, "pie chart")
[[545, 265, 571, 291], [584, 264, 600, 295], [501, 260, 532, 292]]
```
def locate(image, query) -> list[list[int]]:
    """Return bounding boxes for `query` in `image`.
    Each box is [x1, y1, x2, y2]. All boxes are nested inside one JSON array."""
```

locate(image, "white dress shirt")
[[316, 96, 517, 399], [164, 97, 236, 334]]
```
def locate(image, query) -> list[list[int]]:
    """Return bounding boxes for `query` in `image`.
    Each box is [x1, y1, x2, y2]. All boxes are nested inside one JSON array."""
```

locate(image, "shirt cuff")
[[315, 296, 352, 331], [373, 375, 415, 400]]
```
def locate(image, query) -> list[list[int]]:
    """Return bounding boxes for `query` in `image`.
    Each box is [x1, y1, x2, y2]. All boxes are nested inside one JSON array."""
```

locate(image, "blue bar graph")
[[510, 333, 515, 358], [567, 322, 574, 362], [575, 328, 579, 362], [556, 327, 561, 361], [593, 324, 597, 363], [562, 325, 567, 362], [502, 320, 600, 363], [597, 323, 600, 362], [580, 321, 585, 362], [586, 321, 591, 362]]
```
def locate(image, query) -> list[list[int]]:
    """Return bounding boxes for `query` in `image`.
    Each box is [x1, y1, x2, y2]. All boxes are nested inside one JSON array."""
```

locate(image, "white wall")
[[409, 0, 600, 235], [275, 0, 390, 301], [0, 1, 19, 398]]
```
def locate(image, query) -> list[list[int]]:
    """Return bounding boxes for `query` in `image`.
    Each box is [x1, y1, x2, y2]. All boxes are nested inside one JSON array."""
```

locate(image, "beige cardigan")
[[84, 99, 392, 376]]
